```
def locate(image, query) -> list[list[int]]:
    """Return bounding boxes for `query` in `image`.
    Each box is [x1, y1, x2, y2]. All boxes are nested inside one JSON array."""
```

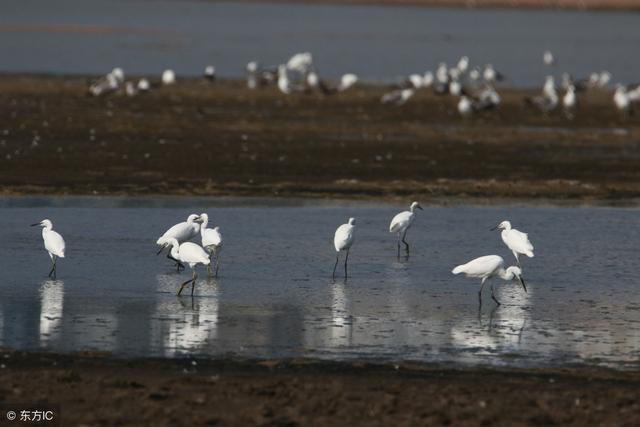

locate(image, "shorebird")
[[287, 52, 313, 74], [563, 85, 578, 118], [199, 213, 223, 277], [333, 218, 355, 280], [491, 220, 534, 266], [389, 202, 423, 257], [457, 56, 470, 73], [337, 73, 358, 92], [165, 238, 210, 296], [614, 84, 633, 116], [452, 255, 527, 306], [137, 78, 151, 92], [204, 65, 216, 82], [483, 64, 504, 83], [162, 69, 176, 85], [157, 214, 201, 271], [31, 219, 66, 279], [277, 64, 292, 94], [381, 88, 415, 105]]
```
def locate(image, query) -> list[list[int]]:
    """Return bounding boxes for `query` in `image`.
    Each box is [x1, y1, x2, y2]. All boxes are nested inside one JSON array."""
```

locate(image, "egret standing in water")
[[452, 255, 527, 306], [389, 201, 423, 257], [491, 220, 534, 266], [333, 218, 356, 280], [156, 214, 201, 271], [165, 238, 210, 296], [31, 219, 66, 279], [199, 213, 223, 277]]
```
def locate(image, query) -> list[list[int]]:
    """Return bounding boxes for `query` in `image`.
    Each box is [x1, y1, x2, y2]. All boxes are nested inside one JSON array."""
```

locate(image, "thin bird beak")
[[490, 224, 498, 231], [156, 245, 166, 255], [30, 223, 41, 227], [417, 206, 424, 210], [518, 275, 527, 293]]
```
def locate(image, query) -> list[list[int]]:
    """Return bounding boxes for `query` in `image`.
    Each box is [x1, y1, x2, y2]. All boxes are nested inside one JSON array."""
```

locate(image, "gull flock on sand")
[[33, 203, 534, 307], [87, 50, 640, 118]]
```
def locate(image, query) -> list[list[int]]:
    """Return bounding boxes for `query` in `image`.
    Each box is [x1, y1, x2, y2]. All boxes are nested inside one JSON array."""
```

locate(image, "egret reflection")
[[39, 280, 64, 345]]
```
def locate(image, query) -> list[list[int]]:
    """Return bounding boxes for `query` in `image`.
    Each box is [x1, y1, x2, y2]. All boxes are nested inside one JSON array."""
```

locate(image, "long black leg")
[[48, 256, 56, 278], [214, 251, 220, 278], [397, 233, 401, 258], [166, 253, 184, 272], [344, 249, 350, 279], [177, 276, 194, 296], [332, 253, 339, 280], [491, 283, 501, 306], [191, 271, 197, 296], [402, 230, 410, 254], [478, 278, 487, 309]]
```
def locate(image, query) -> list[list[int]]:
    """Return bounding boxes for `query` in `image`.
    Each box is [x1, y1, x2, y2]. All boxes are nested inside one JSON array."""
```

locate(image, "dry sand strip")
[[1, 75, 640, 202], [230, 0, 640, 11], [0, 350, 638, 426]]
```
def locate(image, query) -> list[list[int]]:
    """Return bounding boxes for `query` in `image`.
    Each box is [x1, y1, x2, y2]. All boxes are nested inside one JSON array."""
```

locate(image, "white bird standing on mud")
[[157, 214, 201, 271], [199, 213, 223, 277], [165, 238, 210, 296], [389, 202, 423, 257], [162, 69, 176, 85], [492, 220, 534, 266], [563, 85, 577, 118], [31, 219, 66, 279], [333, 218, 356, 280], [452, 255, 527, 306]]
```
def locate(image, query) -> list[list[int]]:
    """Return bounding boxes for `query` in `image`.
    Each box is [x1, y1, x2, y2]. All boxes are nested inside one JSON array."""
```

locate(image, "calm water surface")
[[1, 0, 639, 85], [0, 196, 639, 368]]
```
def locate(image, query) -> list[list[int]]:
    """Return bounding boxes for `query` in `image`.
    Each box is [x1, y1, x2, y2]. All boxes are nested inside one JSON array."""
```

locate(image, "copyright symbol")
[[6, 411, 15, 420]]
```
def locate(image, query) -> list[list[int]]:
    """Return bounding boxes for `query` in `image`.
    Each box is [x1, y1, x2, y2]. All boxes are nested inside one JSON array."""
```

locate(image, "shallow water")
[[0, 196, 639, 368], [1, 0, 639, 85]]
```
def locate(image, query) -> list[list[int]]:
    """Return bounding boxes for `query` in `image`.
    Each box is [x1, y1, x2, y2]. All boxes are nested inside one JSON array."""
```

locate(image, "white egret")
[[389, 201, 423, 257], [31, 219, 66, 279], [157, 214, 201, 271], [563, 85, 577, 118], [452, 255, 527, 306], [333, 218, 356, 280], [491, 220, 534, 266], [457, 96, 474, 117], [165, 238, 210, 296], [199, 213, 223, 277], [277, 65, 292, 94]]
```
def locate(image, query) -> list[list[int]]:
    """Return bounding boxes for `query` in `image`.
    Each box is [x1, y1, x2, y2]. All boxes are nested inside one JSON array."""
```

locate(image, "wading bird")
[[389, 202, 423, 257], [492, 220, 534, 266], [199, 213, 223, 277], [157, 214, 201, 271], [31, 219, 65, 279], [165, 238, 210, 296], [333, 218, 356, 280], [452, 255, 527, 306]]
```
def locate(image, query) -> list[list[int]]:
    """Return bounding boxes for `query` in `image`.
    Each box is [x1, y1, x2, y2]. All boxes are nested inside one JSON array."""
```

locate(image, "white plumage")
[[199, 213, 223, 277], [338, 73, 358, 92], [31, 219, 65, 278], [166, 238, 210, 296], [157, 214, 201, 271], [333, 218, 355, 279], [162, 69, 176, 85], [452, 255, 527, 306], [493, 220, 534, 265], [389, 201, 423, 257]]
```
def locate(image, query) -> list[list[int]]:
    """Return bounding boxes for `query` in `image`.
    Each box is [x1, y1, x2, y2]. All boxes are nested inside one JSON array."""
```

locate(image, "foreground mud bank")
[[0, 350, 639, 426], [0, 75, 639, 203]]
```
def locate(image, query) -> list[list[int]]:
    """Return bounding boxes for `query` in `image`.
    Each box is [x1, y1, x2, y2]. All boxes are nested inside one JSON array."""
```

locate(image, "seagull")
[[137, 78, 151, 92], [457, 95, 474, 117], [277, 64, 292, 94], [306, 71, 333, 94], [204, 65, 216, 82], [525, 77, 559, 113], [337, 73, 358, 92], [543, 75, 556, 99], [31, 219, 65, 279], [125, 81, 137, 97], [381, 88, 415, 106], [88, 72, 119, 97], [162, 69, 176, 85], [475, 84, 501, 110], [483, 64, 504, 83], [563, 85, 577, 119], [422, 71, 434, 88], [543, 50, 555, 66], [491, 220, 534, 266], [614, 84, 633, 116], [457, 56, 470, 73], [598, 71, 612, 88], [111, 67, 125, 84], [287, 52, 314, 74], [333, 218, 355, 280], [165, 238, 210, 296], [199, 213, 223, 277], [449, 78, 463, 96], [157, 214, 201, 271], [452, 255, 527, 306], [389, 201, 423, 257]]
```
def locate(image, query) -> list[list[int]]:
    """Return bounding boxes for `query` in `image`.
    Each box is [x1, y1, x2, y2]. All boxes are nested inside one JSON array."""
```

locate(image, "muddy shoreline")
[[0, 74, 639, 203], [0, 350, 637, 426]]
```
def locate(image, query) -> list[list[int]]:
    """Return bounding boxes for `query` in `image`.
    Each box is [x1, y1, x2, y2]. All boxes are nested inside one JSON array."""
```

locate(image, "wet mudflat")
[[1, 196, 639, 369]]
